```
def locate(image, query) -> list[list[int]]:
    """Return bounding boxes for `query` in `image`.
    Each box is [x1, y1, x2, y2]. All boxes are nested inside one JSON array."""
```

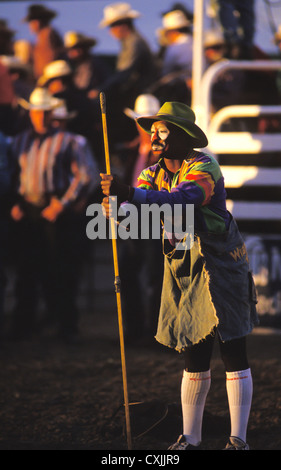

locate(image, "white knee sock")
[[181, 369, 211, 446], [226, 368, 253, 442]]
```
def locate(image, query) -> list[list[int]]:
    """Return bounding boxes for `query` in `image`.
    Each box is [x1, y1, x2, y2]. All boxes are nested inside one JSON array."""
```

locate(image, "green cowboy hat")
[[136, 101, 208, 148]]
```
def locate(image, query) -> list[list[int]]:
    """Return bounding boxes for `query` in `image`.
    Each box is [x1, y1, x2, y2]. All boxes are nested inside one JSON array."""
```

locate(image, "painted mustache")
[[152, 141, 166, 151]]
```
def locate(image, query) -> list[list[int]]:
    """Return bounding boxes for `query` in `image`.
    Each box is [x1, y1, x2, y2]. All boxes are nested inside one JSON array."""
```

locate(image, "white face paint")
[[151, 122, 170, 141], [150, 120, 192, 160], [151, 121, 170, 154]]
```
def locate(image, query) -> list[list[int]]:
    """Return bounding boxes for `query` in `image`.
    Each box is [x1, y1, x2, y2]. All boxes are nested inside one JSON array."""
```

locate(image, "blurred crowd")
[[0, 1, 280, 344]]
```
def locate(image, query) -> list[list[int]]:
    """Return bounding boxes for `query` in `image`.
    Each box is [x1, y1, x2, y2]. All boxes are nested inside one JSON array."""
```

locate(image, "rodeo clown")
[[100, 101, 259, 450]]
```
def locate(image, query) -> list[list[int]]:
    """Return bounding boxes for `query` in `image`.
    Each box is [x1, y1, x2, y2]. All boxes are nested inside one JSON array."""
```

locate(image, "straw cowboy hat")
[[136, 101, 208, 148], [99, 2, 141, 28], [18, 87, 61, 111], [37, 60, 72, 86], [22, 4, 57, 22], [161, 10, 191, 31], [204, 29, 225, 49], [64, 31, 97, 49], [156, 10, 191, 44], [124, 94, 160, 120]]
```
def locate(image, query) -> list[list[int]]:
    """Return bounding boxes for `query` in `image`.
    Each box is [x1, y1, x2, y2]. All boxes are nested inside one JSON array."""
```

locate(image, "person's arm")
[[42, 136, 99, 222], [100, 161, 217, 223], [60, 135, 99, 206], [133, 161, 216, 208]]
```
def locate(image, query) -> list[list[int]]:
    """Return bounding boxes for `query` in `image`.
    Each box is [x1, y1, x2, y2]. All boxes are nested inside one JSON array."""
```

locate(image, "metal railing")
[[193, 59, 281, 222], [208, 104, 281, 153], [194, 59, 281, 153]]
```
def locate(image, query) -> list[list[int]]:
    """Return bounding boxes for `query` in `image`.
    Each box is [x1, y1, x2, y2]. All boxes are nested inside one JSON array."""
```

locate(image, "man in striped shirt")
[[101, 102, 258, 450], [9, 88, 98, 343]]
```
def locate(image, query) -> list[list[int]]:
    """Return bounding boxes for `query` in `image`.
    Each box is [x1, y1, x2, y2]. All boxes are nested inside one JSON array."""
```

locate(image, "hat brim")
[[136, 114, 208, 148], [124, 107, 141, 120], [18, 97, 60, 111], [66, 38, 97, 49], [37, 71, 72, 87], [99, 11, 141, 28]]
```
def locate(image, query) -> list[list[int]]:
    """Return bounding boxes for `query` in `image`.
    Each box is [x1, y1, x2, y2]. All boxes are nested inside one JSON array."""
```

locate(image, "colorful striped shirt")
[[11, 128, 99, 207], [132, 150, 231, 233]]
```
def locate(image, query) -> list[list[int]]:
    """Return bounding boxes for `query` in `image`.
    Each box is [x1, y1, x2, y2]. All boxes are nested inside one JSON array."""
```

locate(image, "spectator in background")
[[22, 4, 64, 81], [216, 0, 255, 60], [0, 55, 33, 135], [0, 58, 14, 135], [250, 23, 281, 134], [64, 31, 110, 97], [123, 94, 162, 185], [38, 59, 102, 167], [203, 28, 278, 133], [118, 94, 164, 342], [0, 19, 14, 55], [9, 88, 98, 343], [0, 21, 15, 135], [98, 2, 159, 149], [203, 29, 245, 116], [0, 55, 32, 102], [204, 29, 227, 67], [153, 9, 192, 104], [157, 10, 193, 78]]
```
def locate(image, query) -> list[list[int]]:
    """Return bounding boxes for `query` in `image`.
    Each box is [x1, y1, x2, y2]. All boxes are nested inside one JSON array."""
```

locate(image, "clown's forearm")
[[131, 184, 204, 208]]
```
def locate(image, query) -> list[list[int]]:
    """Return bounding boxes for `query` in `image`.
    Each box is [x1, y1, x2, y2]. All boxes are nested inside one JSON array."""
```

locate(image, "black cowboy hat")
[[22, 4, 57, 22]]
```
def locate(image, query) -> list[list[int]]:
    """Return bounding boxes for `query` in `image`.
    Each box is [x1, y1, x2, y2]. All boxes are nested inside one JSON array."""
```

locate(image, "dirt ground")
[[0, 304, 280, 452]]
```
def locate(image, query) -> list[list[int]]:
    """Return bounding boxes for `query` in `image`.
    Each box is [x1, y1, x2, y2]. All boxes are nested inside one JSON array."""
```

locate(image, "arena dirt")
[[0, 310, 280, 451]]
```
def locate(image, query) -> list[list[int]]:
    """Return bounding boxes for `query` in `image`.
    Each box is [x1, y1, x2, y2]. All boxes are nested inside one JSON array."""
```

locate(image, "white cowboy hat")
[[37, 60, 72, 86], [156, 10, 191, 41], [204, 29, 225, 48], [124, 94, 160, 120], [99, 2, 141, 28], [162, 10, 191, 30], [18, 87, 61, 111]]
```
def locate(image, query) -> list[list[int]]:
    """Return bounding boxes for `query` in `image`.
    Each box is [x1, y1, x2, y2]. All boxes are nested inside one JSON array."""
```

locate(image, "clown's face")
[[151, 121, 191, 160]]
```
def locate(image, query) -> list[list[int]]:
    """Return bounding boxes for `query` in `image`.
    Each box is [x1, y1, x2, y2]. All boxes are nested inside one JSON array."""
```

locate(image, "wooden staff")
[[99, 92, 132, 451]]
